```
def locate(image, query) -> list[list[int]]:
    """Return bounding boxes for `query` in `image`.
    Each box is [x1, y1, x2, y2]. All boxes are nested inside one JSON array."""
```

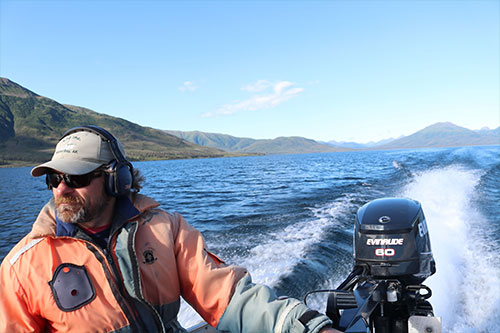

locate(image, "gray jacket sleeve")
[[216, 275, 332, 333]]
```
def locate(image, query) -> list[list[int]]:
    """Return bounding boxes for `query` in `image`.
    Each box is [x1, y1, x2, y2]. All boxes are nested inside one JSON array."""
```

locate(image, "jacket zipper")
[[79, 219, 168, 332], [84, 241, 144, 332], [127, 222, 166, 333]]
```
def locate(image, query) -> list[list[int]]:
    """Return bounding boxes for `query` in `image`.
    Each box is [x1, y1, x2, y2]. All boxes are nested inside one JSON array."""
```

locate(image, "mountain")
[[169, 123, 499, 154], [324, 137, 399, 149], [475, 126, 500, 141], [236, 136, 350, 154], [1, 78, 497, 167], [0, 78, 231, 166], [165, 130, 350, 154], [164, 130, 257, 152], [378, 122, 500, 149]]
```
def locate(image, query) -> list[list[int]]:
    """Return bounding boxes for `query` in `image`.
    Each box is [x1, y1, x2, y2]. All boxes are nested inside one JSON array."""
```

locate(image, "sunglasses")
[[46, 170, 103, 189]]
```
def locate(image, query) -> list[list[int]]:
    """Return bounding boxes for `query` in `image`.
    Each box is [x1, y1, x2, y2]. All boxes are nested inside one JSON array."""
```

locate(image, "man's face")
[[52, 172, 112, 224]]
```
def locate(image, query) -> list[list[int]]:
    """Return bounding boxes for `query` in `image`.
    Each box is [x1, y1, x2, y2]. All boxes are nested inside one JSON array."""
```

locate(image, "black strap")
[[298, 310, 320, 325]]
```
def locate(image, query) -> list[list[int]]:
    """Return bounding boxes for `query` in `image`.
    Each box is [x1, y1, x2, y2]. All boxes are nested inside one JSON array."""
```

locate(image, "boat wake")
[[179, 153, 500, 331], [399, 165, 500, 332]]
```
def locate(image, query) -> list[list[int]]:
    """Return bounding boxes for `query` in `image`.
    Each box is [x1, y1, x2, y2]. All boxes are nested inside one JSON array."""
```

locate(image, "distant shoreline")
[[0, 161, 35, 168], [2, 144, 498, 169], [0, 152, 260, 169]]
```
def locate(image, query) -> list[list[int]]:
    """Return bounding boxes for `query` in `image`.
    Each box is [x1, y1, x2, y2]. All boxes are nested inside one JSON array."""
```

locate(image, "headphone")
[[60, 125, 134, 197]]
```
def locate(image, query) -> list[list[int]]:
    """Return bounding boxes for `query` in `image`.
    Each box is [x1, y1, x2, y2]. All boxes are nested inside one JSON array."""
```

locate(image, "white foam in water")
[[392, 160, 403, 170], [243, 194, 356, 286], [177, 195, 356, 328], [400, 166, 500, 332]]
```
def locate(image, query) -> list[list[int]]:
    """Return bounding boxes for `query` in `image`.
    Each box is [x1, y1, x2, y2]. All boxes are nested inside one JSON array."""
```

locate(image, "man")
[[0, 126, 339, 332]]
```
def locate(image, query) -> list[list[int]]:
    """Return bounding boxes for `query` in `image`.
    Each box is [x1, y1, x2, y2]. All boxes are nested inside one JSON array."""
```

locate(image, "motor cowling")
[[354, 198, 436, 284]]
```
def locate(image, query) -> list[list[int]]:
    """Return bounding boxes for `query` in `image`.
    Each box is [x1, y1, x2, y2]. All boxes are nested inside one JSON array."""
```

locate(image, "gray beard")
[[56, 194, 111, 225]]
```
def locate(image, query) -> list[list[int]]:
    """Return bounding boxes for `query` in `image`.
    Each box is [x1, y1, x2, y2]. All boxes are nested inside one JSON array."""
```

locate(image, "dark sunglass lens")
[[47, 173, 63, 189], [65, 174, 92, 188], [46, 171, 101, 189]]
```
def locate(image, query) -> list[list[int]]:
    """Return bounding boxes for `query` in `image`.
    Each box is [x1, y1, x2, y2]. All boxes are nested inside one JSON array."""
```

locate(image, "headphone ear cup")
[[114, 163, 133, 196], [104, 161, 134, 197]]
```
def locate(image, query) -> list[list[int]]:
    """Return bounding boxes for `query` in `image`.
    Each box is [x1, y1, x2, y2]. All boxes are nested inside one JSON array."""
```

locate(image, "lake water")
[[1, 146, 499, 332]]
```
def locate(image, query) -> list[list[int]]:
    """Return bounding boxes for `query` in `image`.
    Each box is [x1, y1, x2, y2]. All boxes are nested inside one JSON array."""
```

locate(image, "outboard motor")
[[354, 198, 436, 285], [304, 198, 441, 333]]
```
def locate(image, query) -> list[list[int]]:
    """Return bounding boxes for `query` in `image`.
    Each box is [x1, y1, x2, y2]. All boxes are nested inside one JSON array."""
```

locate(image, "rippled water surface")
[[1, 146, 499, 332]]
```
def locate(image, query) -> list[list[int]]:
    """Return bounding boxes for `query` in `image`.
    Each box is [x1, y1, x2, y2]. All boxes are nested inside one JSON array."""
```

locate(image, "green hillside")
[[165, 130, 350, 154], [238, 136, 350, 154], [0, 78, 231, 166], [164, 130, 257, 152], [2, 78, 496, 167]]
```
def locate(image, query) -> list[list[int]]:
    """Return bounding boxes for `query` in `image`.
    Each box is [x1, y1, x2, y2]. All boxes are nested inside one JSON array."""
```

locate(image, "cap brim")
[[31, 159, 103, 177]]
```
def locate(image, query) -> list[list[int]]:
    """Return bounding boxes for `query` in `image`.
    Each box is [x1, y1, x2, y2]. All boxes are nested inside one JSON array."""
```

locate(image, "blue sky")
[[1, 0, 498, 142]]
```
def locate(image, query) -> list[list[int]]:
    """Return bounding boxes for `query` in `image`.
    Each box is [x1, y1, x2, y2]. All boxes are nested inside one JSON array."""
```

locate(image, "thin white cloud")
[[179, 81, 197, 92], [241, 80, 273, 92], [203, 80, 304, 118]]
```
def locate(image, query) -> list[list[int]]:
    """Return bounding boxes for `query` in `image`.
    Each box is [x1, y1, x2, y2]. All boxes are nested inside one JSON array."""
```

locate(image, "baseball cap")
[[31, 130, 116, 177]]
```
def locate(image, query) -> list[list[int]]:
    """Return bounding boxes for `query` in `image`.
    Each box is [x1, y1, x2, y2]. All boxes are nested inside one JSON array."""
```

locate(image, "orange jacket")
[[0, 194, 248, 332], [0, 194, 332, 333]]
